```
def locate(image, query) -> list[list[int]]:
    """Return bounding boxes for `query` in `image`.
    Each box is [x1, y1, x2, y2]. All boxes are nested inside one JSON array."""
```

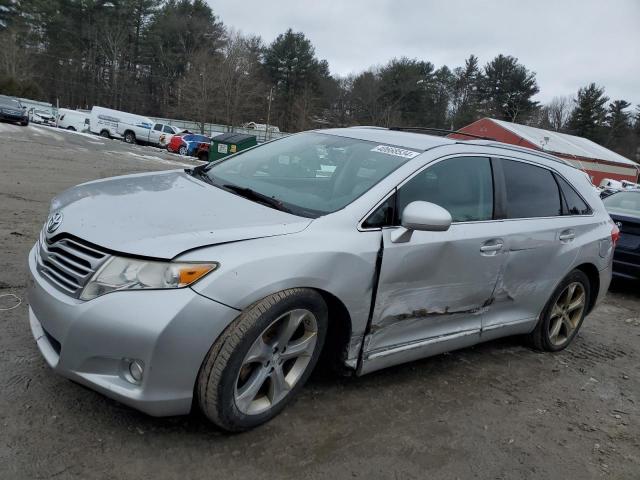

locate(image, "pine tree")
[[605, 99, 632, 147], [568, 83, 609, 143], [480, 54, 539, 122], [451, 54, 482, 128], [264, 29, 329, 131]]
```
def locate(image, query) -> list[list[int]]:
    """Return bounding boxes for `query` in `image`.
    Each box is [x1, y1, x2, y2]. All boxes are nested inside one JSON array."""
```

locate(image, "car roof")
[[316, 127, 456, 151]]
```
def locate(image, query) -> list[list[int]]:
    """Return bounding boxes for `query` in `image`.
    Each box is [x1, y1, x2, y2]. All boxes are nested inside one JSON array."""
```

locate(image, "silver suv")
[[27, 127, 616, 431]]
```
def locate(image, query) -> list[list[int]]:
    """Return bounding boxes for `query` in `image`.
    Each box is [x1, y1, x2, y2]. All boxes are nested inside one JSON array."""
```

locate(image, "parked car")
[[0, 95, 29, 126], [28, 127, 616, 431], [30, 108, 56, 126], [56, 108, 90, 132], [167, 132, 210, 156], [603, 190, 640, 280]]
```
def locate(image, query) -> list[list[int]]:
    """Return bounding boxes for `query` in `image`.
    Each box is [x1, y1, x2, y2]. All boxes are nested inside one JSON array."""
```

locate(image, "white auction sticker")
[[371, 145, 420, 159]]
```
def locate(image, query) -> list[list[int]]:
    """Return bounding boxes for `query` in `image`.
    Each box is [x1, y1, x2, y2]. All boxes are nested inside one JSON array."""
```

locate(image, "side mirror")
[[402, 201, 452, 231], [391, 201, 452, 243]]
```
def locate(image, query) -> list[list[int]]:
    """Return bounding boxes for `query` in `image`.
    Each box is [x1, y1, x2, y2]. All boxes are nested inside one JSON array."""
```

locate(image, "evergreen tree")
[[568, 83, 609, 143], [605, 99, 632, 147], [451, 54, 482, 128], [480, 54, 539, 122], [263, 29, 329, 131]]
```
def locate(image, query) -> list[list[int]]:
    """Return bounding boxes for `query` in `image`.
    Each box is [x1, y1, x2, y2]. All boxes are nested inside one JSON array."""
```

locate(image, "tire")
[[19, 120, 29, 126], [100, 130, 110, 139], [527, 270, 590, 352], [67, 126, 76, 131], [124, 131, 136, 144], [178, 145, 188, 156], [197, 288, 328, 432]]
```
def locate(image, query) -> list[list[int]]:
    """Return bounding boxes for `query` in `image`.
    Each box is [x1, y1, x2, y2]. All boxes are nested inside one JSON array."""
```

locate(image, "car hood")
[[49, 170, 312, 259]]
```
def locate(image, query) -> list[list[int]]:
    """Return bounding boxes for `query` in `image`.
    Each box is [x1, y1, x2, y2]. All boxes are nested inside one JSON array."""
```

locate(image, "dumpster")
[[209, 132, 257, 161]]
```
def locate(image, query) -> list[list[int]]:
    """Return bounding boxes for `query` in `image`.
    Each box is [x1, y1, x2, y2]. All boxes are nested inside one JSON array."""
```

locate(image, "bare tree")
[[546, 95, 572, 131]]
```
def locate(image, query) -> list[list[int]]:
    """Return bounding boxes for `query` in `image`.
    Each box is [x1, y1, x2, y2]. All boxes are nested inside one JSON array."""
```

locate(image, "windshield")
[[203, 132, 418, 218], [603, 191, 640, 216], [0, 96, 22, 109]]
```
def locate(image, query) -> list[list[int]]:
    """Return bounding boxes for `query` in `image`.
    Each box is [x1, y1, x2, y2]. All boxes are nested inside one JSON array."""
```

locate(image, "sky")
[[211, 0, 640, 107]]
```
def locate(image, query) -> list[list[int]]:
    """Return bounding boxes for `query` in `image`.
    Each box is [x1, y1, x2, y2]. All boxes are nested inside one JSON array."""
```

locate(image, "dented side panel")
[[363, 223, 506, 360]]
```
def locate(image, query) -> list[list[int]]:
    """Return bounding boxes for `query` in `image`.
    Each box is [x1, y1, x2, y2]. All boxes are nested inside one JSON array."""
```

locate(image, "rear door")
[[482, 158, 590, 335], [362, 156, 506, 370]]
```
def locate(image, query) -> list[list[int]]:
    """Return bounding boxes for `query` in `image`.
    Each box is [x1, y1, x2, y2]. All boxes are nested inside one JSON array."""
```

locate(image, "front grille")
[[36, 230, 110, 298]]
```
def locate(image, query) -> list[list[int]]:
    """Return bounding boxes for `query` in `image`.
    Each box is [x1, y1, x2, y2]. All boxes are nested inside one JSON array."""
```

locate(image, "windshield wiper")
[[186, 167, 216, 186], [222, 184, 292, 213]]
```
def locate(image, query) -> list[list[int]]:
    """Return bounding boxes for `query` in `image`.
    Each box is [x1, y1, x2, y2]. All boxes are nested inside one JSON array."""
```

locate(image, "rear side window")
[[555, 174, 592, 215], [502, 160, 561, 218], [396, 156, 493, 222], [163, 125, 174, 133], [153, 124, 162, 131]]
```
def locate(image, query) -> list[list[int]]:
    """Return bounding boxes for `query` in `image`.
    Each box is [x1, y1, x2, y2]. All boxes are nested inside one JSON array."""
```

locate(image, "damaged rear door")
[[361, 156, 506, 373]]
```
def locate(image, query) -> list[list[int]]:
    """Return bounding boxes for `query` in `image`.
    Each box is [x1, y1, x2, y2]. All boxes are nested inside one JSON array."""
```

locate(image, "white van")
[[57, 109, 90, 132], [89, 106, 154, 144]]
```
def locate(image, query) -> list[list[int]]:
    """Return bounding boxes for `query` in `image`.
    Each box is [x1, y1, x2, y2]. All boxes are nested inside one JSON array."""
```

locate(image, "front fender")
[[177, 229, 381, 342]]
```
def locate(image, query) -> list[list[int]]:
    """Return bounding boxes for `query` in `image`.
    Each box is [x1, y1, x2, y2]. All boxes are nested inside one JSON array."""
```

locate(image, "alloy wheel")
[[548, 282, 586, 346], [234, 309, 318, 415]]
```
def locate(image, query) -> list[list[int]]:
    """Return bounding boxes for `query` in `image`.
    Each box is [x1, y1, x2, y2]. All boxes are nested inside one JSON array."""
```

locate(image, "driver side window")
[[364, 156, 495, 227], [397, 156, 493, 223]]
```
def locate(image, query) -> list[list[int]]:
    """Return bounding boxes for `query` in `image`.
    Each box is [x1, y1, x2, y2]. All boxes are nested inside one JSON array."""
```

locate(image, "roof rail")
[[482, 142, 573, 167], [389, 126, 496, 141]]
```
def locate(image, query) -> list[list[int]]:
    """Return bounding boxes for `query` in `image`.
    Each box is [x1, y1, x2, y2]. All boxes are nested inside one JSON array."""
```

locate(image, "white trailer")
[[56, 108, 90, 132]]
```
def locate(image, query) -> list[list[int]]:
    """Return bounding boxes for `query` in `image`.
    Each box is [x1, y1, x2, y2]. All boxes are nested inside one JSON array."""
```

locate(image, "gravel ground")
[[1, 124, 638, 479]]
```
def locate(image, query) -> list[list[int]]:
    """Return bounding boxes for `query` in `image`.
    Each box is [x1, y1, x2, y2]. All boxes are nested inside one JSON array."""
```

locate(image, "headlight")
[[80, 256, 218, 300]]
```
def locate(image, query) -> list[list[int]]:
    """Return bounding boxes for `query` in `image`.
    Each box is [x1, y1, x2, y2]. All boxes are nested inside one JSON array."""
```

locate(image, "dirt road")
[[1, 124, 638, 479]]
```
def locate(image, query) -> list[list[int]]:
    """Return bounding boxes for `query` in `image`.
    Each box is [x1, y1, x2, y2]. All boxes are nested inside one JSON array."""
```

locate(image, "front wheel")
[[124, 131, 136, 144], [197, 288, 328, 431], [527, 270, 590, 351], [178, 145, 187, 156]]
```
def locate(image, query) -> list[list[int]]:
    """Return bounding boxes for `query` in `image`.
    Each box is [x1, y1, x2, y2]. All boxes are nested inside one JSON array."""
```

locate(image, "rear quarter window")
[[555, 174, 592, 215]]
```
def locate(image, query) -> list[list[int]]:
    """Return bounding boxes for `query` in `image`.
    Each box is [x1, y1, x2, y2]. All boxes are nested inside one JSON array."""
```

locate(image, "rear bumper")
[[612, 248, 640, 280], [27, 244, 239, 416], [596, 262, 613, 307]]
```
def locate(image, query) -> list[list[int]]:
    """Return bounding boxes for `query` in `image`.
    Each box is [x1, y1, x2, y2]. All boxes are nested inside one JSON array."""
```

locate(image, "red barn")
[[454, 118, 639, 185]]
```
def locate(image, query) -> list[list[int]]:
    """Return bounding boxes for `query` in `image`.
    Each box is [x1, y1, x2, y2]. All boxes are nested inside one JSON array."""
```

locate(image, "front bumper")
[[0, 112, 25, 123], [27, 244, 239, 416]]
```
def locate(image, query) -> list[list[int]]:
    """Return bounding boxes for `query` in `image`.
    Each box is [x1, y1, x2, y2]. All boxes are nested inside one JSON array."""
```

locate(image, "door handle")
[[480, 240, 504, 255], [559, 230, 576, 242]]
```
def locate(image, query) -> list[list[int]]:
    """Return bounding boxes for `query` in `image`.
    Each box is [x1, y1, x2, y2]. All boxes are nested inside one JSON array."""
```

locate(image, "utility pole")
[[266, 86, 274, 141]]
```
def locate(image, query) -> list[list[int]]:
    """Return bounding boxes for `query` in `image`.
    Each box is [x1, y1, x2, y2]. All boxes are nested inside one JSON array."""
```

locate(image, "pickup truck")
[[89, 106, 183, 147]]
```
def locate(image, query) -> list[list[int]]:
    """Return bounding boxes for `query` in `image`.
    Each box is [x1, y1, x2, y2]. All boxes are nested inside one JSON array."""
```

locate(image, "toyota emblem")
[[47, 212, 63, 234]]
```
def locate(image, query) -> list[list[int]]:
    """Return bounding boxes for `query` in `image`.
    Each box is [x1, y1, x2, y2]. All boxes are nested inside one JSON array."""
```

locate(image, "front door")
[[361, 156, 506, 372]]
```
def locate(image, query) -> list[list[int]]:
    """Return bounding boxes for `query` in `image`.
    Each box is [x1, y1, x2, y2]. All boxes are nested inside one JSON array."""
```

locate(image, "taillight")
[[611, 224, 620, 246]]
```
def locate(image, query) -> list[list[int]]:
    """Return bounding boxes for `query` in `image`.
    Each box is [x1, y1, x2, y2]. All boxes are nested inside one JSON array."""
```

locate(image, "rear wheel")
[[197, 288, 328, 431], [100, 130, 110, 138], [67, 126, 76, 131], [528, 270, 590, 351], [178, 145, 188, 156]]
